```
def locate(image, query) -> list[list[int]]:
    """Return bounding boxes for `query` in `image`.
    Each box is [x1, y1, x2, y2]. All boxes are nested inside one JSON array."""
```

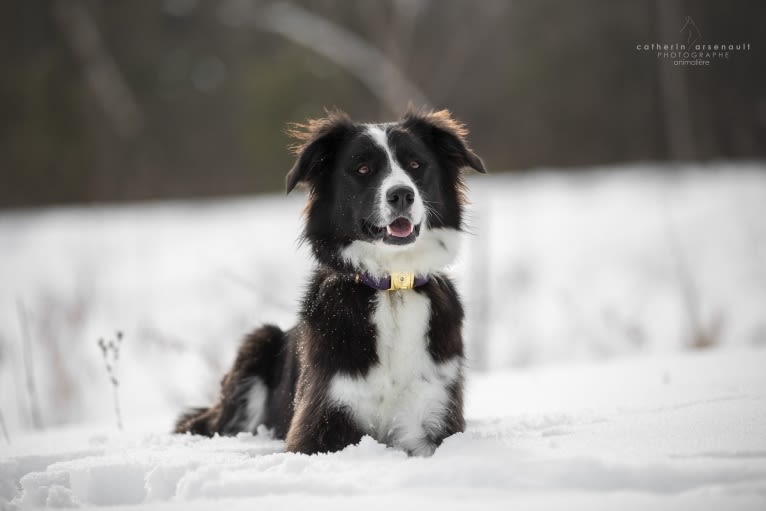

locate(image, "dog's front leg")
[[393, 382, 465, 457], [285, 399, 363, 455]]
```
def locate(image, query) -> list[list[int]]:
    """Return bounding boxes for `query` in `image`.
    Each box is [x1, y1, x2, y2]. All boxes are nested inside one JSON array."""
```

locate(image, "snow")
[[1, 163, 766, 508], [2, 347, 765, 509]]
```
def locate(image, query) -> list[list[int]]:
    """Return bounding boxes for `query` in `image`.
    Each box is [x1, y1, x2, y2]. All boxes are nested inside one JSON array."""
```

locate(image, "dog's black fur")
[[175, 108, 485, 455]]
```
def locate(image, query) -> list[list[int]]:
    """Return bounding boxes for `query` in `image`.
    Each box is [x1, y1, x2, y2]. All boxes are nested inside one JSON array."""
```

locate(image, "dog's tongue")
[[386, 218, 414, 238]]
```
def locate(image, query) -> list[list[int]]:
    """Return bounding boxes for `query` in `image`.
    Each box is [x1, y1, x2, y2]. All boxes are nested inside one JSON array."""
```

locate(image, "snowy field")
[[1, 163, 766, 508], [2, 348, 765, 510]]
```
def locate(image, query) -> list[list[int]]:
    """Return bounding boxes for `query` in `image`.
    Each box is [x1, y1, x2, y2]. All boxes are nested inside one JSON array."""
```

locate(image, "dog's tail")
[[174, 324, 287, 436]]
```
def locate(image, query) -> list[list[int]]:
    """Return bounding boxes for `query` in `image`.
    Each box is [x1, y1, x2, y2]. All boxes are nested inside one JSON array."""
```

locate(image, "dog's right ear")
[[285, 110, 353, 194]]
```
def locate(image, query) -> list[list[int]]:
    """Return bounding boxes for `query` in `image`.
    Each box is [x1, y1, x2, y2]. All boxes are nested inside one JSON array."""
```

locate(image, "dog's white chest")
[[328, 290, 459, 455]]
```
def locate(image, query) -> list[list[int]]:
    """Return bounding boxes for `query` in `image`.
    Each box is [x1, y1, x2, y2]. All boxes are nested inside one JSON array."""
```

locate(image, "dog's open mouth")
[[363, 218, 420, 245], [386, 218, 414, 238], [383, 217, 420, 245]]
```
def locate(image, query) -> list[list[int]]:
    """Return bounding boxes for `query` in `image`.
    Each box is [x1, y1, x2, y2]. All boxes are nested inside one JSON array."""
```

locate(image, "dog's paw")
[[405, 440, 438, 457]]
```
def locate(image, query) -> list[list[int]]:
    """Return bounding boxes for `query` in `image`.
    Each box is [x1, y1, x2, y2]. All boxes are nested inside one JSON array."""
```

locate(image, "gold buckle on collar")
[[389, 271, 415, 291]]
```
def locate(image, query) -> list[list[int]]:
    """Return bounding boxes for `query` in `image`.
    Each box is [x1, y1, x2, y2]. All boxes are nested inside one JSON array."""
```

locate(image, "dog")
[[175, 108, 486, 456]]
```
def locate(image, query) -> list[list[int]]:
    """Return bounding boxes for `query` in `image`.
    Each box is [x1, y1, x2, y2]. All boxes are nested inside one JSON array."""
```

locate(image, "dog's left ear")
[[285, 110, 353, 194], [401, 108, 486, 174]]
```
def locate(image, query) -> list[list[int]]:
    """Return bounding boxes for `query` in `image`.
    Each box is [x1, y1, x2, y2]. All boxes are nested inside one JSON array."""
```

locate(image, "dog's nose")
[[386, 186, 415, 212]]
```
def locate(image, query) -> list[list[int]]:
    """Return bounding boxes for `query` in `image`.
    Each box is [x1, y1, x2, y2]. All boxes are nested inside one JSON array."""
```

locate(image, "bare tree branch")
[[52, 0, 144, 138], [98, 331, 124, 431], [655, 0, 696, 159], [220, 0, 429, 114]]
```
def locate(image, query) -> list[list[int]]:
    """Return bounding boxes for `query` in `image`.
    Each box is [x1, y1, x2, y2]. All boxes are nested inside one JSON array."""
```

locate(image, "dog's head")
[[286, 108, 485, 277]]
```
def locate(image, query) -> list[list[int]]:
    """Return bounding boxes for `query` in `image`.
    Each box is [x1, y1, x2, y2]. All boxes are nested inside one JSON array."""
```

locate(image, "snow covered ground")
[[1, 163, 766, 508], [2, 347, 765, 509]]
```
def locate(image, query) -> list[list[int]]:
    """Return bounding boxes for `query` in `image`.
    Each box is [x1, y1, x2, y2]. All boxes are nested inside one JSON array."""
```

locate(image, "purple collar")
[[354, 271, 430, 291]]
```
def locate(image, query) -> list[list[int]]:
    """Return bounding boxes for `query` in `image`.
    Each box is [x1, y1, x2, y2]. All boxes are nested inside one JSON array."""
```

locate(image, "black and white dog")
[[175, 108, 486, 456]]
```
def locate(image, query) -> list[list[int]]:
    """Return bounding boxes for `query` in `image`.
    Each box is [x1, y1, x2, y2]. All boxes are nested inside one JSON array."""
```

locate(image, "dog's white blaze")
[[242, 378, 268, 433], [341, 226, 462, 278], [365, 125, 426, 225], [328, 291, 461, 456]]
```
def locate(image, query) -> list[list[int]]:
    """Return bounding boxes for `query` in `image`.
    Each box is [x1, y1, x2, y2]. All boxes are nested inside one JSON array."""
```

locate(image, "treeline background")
[[1, 0, 764, 208]]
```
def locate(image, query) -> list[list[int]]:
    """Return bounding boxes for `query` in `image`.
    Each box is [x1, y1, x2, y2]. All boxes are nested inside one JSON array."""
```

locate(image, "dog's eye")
[[408, 160, 421, 170], [357, 164, 370, 175]]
